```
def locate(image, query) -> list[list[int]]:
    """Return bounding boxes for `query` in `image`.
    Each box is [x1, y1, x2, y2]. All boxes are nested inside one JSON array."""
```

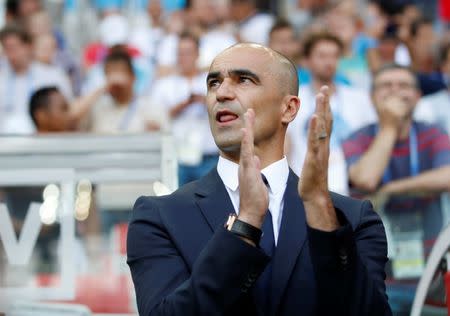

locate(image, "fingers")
[[240, 109, 256, 168], [314, 85, 333, 135]]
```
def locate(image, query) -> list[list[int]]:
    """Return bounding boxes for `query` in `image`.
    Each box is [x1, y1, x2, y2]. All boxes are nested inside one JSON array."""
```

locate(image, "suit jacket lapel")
[[270, 170, 307, 315], [195, 168, 236, 233]]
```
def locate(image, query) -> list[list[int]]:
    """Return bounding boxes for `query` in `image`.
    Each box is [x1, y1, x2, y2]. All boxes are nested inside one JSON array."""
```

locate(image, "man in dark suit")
[[127, 43, 392, 315]]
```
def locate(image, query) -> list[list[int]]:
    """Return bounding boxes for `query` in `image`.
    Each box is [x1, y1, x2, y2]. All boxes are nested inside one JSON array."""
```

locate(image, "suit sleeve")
[[307, 200, 392, 316], [127, 196, 270, 316]]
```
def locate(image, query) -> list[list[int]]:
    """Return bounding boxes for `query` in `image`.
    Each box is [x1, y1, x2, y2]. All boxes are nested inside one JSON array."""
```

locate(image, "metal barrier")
[[0, 133, 178, 189], [0, 133, 178, 314]]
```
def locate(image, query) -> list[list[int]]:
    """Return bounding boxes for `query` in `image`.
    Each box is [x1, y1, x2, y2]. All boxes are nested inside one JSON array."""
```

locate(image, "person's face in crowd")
[[371, 69, 421, 118], [364, 2, 387, 39], [206, 45, 298, 155], [177, 37, 199, 75], [378, 36, 397, 63], [269, 27, 299, 62], [191, 0, 218, 28], [307, 40, 340, 83], [441, 48, 450, 77], [18, 0, 41, 18], [1, 34, 32, 71], [36, 91, 76, 132], [104, 61, 135, 99], [165, 11, 186, 34], [33, 33, 56, 64], [26, 11, 52, 38], [147, 0, 162, 24], [297, 0, 327, 10], [327, 15, 356, 50], [230, 0, 253, 22], [413, 23, 437, 59]]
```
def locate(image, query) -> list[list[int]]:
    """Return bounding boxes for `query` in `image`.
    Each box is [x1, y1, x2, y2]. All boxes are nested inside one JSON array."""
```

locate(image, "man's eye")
[[239, 77, 252, 83], [208, 80, 220, 88]]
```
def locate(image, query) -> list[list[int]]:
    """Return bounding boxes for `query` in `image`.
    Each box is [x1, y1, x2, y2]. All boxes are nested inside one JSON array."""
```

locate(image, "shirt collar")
[[217, 155, 289, 194]]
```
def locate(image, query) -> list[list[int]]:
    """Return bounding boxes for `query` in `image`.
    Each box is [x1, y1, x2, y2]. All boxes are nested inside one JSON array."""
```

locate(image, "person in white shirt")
[[89, 50, 167, 134], [0, 24, 73, 134], [150, 31, 218, 185], [229, 0, 274, 45], [287, 31, 376, 195], [414, 43, 450, 134]]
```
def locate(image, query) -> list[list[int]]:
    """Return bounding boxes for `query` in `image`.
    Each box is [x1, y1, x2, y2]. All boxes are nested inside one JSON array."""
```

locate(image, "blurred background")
[[0, 0, 450, 315]]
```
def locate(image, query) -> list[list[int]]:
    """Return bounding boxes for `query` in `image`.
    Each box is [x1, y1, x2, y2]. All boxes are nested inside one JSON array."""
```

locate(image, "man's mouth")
[[216, 110, 239, 124]]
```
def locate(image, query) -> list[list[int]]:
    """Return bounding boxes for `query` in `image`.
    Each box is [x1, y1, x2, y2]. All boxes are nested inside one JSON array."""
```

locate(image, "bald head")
[[212, 43, 299, 96]]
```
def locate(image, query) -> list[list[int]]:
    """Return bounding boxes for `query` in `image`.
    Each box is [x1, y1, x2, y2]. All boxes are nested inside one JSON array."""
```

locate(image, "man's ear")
[[281, 95, 300, 124]]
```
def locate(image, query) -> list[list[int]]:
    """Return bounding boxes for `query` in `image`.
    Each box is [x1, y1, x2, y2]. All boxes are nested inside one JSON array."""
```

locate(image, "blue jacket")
[[127, 168, 392, 315]]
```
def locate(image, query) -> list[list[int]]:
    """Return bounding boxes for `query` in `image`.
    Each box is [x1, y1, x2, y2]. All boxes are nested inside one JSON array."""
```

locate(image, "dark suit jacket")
[[127, 168, 392, 316]]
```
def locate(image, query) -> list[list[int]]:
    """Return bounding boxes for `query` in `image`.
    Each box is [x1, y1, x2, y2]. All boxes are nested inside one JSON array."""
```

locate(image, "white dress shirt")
[[217, 156, 289, 244]]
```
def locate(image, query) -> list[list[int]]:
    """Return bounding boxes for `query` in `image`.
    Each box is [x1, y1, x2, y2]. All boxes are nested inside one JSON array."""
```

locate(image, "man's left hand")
[[298, 86, 339, 231]]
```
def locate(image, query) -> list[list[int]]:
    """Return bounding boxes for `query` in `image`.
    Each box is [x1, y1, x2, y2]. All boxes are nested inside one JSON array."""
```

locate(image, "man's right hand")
[[237, 109, 269, 230], [377, 96, 410, 132]]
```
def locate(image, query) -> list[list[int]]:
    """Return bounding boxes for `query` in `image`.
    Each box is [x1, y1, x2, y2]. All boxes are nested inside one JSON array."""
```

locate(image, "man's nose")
[[216, 79, 236, 102]]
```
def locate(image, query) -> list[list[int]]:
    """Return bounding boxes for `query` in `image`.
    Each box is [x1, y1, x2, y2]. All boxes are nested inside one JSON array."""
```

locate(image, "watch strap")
[[226, 214, 262, 245]]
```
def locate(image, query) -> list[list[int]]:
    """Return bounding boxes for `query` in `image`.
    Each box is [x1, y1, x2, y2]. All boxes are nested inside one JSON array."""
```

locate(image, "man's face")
[[1, 35, 31, 70], [177, 38, 199, 74], [206, 46, 286, 152], [307, 40, 339, 83], [371, 69, 421, 116], [18, 0, 41, 18], [104, 61, 134, 97], [269, 28, 299, 61], [40, 91, 76, 132]]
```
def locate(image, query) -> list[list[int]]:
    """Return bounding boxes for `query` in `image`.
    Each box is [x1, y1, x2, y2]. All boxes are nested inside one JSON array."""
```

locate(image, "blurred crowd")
[[1, 0, 450, 314]]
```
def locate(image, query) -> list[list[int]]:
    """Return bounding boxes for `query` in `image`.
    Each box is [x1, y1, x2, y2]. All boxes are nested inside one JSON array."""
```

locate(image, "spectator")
[[365, 0, 413, 72], [27, 10, 82, 95], [82, 13, 153, 96], [343, 63, 450, 315], [88, 50, 167, 134], [268, 19, 300, 63], [344, 63, 450, 195], [150, 32, 218, 185], [286, 31, 376, 195], [410, 18, 447, 95], [0, 24, 73, 134], [229, 0, 274, 45], [5, 0, 42, 24], [29, 86, 77, 132], [189, 0, 237, 69], [29, 85, 104, 133], [325, 2, 373, 90], [268, 19, 307, 83], [415, 42, 450, 134]]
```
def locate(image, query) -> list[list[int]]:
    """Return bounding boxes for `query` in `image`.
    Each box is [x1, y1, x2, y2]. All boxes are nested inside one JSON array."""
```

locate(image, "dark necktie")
[[253, 174, 275, 314]]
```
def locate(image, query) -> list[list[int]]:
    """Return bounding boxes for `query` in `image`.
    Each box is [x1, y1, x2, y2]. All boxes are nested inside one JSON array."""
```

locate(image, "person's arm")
[[380, 165, 450, 195], [127, 198, 270, 316], [348, 127, 397, 192], [69, 85, 106, 123], [169, 94, 205, 119]]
